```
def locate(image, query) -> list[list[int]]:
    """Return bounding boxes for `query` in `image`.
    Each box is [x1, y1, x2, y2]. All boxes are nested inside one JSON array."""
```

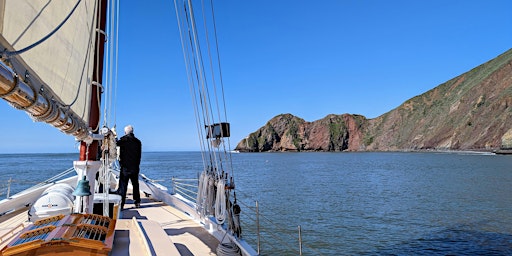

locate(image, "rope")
[[63, 0, 98, 109], [215, 178, 226, 224], [196, 170, 209, 217], [216, 242, 241, 256], [102, 0, 119, 129], [174, 0, 208, 166], [202, 0, 234, 163], [1, 0, 83, 58], [206, 174, 215, 214], [196, 170, 218, 218], [1, 0, 96, 130], [197, 171, 204, 215], [113, 0, 120, 125], [101, 151, 110, 216], [178, 0, 234, 179], [174, 0, 241, 236], [232, 199, 242, 237]]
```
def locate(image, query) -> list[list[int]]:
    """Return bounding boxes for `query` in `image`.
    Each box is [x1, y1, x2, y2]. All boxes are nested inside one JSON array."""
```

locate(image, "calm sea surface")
[[1, 151, 512, 255]]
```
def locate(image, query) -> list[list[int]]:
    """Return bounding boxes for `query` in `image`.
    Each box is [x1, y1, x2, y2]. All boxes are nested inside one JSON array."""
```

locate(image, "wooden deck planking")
[[112, 191, 219, 255], [0, 208, 29, 249], [0, 183, 222, 256]]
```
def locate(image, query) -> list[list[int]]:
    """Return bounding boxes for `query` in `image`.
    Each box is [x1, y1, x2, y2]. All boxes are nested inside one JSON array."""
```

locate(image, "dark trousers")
[[118, 167, 141, 208]]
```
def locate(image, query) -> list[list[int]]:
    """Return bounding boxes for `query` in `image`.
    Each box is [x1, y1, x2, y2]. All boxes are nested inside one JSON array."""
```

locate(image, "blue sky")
[[1, 0, 511, 153]]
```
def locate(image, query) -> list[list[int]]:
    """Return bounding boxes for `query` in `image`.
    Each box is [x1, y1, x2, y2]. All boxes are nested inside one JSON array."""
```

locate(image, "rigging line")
[[186, 0, 214, 129], [102, 0, 111, 127], [175, 1, 203, 154], [200, 0, 223, 127], [61, 5, 81, 107], [108, 0, 119, 127], [77, 45, 92, 119], [181, 0, 224, 172], [201, 0, 232, 177], [102, 7, 109, 128], [186, 0, 216, 157], [104, 0, 117, 128], [175, 0, 208, 163], [205, 2, 231, 157], [191, 7, 221, 174], [196, 2, 224, 131], [183, 2, 207, 147], [113, 0, 120, 126], [199, 0, 229, 176], [194, 1, 225, 175], [66, 0, 98, 109], [10, 1, 51, 46], [208, 0, 228, 121], [209, 0, 236, 174], [2, 0, 83, 58]]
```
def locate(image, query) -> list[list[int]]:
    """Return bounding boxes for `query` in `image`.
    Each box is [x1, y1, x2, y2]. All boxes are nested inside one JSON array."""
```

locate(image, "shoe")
[[135, 203, 140, 208]]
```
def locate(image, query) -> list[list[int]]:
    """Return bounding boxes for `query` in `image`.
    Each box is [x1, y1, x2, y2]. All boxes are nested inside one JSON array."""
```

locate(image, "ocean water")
[[1, 151, 512, 255]]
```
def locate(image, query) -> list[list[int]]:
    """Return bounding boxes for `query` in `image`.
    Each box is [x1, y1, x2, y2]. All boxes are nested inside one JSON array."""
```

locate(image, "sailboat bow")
[[0, 0, 258, 255]]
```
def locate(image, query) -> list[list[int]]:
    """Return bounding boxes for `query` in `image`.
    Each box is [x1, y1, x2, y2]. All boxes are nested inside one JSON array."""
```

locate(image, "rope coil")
[[215, 178, 226, 224], [216, 242, 241, 256]]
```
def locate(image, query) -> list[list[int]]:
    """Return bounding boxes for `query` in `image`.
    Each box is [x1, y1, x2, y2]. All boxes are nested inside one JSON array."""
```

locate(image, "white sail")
[[0, 0, 100, 139]]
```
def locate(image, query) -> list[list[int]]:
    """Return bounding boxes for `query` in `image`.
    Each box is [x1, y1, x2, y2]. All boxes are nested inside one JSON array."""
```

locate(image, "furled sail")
[[0, 0, 100, 140]]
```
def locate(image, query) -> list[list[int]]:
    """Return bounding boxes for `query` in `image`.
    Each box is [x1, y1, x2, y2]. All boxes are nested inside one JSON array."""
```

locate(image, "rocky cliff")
[[235, 48, 512, 152], [237, 113, 367, 152]]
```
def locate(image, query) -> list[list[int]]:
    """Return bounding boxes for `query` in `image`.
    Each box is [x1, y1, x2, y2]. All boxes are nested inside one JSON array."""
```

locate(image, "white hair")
[[124, 125, 134, 134]]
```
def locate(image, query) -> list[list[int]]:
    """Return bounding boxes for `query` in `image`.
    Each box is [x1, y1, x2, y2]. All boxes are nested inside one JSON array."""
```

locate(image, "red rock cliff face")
[[366, 49, 512, 151], [236, 113, 367, 152], [236, 48, 512, 152]]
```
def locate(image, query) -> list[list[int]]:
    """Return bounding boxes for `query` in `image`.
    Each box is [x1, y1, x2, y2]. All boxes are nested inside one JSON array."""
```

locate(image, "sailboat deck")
[[112, 191, 219, 256], [0, 208, 30, 249], [0, 192, 219, 256]]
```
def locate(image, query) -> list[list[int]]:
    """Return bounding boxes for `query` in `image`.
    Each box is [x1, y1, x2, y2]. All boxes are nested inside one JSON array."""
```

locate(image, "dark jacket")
[[117, 133, 142, 171]]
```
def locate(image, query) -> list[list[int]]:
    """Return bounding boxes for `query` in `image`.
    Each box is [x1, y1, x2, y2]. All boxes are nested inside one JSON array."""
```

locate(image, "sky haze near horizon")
[[0, 0, 511, 153]]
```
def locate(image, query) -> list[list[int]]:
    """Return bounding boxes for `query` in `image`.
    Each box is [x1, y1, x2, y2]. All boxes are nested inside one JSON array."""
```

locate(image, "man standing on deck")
[[116, 124, 142, 210]]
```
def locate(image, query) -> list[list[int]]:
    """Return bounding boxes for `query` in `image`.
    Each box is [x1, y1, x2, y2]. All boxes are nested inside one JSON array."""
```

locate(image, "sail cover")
[[0, 0, 99, 135]]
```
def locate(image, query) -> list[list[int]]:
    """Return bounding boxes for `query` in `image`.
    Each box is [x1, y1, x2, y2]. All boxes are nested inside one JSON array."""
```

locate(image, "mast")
[[79, 0, 109, 161]]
